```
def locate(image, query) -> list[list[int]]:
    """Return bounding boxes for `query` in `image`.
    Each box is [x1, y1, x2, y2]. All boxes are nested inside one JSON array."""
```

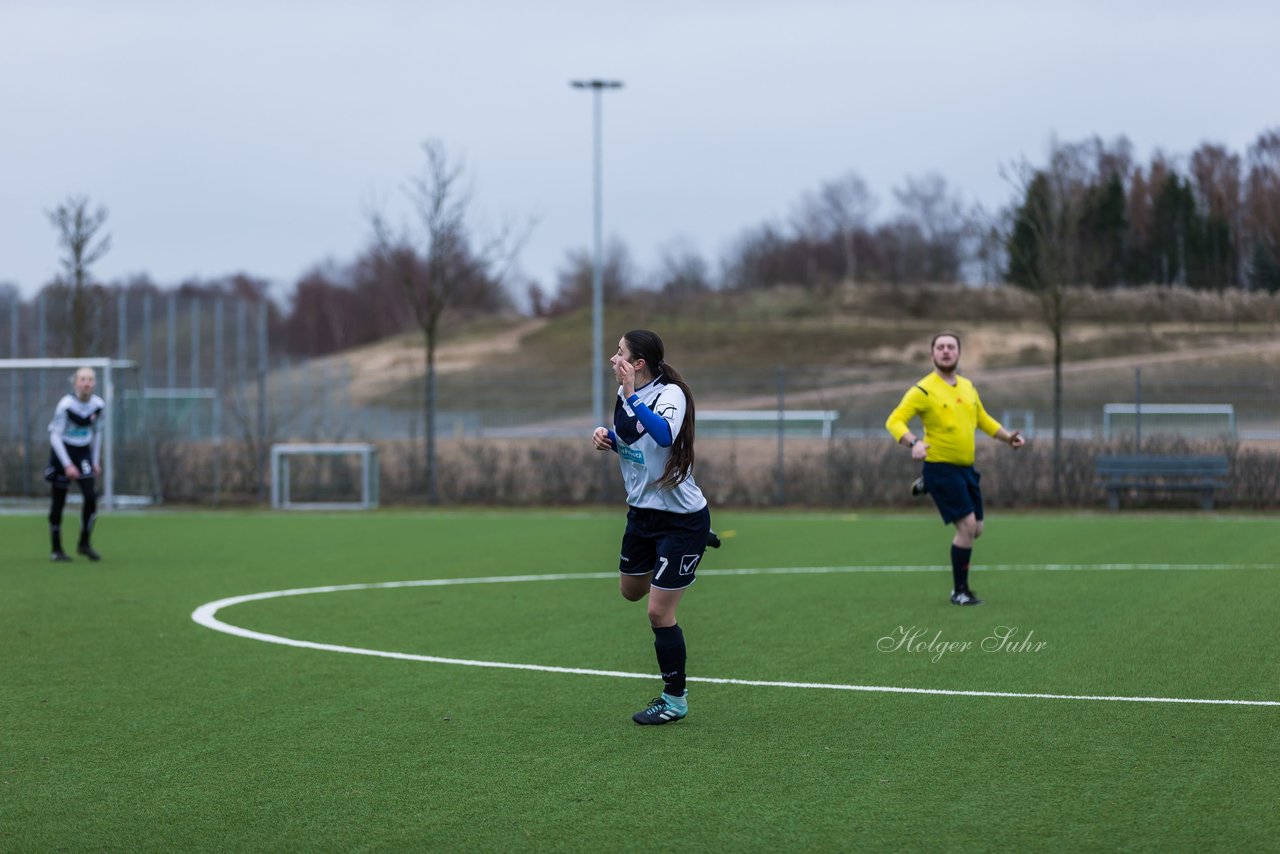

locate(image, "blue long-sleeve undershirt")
[[627, 394, 673, 447]]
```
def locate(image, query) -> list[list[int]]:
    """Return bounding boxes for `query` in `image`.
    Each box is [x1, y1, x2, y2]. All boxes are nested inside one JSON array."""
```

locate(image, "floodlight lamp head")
[[570, 79, 624, 90]]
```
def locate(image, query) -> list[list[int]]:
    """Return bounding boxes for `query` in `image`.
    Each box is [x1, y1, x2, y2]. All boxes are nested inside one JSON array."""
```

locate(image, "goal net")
[[270, 443, 380, 510], [0, 358, 158, 508]]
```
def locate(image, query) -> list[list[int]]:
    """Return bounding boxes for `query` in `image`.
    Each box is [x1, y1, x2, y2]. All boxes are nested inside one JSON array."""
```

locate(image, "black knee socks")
[[652, 624, 686, 697], [951, 544, 973, 593], [79, 484, 97, 546], [49, 487, 68, 552], [48, 484, 96, 552]]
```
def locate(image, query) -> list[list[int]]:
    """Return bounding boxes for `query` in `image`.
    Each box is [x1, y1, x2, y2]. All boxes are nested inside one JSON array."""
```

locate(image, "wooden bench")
[[1094, 454, 1229, 511]]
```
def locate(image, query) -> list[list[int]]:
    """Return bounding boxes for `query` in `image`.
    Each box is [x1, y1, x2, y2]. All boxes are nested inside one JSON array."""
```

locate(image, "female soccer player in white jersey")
[[45, 366, 106, 562], [591, 330, 711, 725]]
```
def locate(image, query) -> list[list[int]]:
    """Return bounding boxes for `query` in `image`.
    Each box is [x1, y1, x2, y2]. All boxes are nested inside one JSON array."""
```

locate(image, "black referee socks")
[[951, 544, 973, 593]]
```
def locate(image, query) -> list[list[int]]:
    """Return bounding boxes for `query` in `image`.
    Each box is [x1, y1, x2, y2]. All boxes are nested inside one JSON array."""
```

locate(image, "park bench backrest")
[[1094, 455, 1229, 478]]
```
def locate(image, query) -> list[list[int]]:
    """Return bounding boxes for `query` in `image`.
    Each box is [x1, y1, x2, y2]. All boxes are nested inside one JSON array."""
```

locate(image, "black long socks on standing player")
[[79, 485, 97, 547], [49, 483, 96, 554], [951, 544, 973, 593], [652, 623, 686, 697], [49, 487, 68, 553]]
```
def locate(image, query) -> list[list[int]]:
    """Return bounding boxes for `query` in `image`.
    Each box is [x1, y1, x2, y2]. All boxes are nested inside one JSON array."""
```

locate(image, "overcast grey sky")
[[2, 0, 1277, 302]]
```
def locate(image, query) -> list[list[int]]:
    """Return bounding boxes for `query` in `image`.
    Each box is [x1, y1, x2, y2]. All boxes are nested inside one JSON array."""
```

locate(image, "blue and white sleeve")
[[626, 395, 673, 447]]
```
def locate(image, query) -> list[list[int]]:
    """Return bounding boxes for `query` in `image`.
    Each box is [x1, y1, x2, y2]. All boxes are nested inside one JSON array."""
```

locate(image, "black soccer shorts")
[[618, 504, 712, 591], [44, 445, 95, 488]]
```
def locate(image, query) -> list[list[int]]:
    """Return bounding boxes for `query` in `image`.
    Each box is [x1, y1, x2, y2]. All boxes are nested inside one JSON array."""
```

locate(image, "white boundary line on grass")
[[191, 564, 1280, 708]]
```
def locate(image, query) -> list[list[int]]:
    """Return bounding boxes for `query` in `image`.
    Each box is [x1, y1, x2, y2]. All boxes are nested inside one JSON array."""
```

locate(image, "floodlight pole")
[[571, 78, 623, 501]]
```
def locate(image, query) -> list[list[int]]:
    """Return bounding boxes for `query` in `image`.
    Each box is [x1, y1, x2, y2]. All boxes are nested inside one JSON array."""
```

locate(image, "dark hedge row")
[[130, 436, 1277, 511]]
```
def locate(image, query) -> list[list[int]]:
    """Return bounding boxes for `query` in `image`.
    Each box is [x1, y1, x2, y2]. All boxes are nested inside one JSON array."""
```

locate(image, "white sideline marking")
[[707, 563, 1280, 574], [191, 565, 1280, 708]]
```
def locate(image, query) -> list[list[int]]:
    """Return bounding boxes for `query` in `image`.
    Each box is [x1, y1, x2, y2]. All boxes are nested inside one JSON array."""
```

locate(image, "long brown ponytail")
[[623, 329, 696, 489]]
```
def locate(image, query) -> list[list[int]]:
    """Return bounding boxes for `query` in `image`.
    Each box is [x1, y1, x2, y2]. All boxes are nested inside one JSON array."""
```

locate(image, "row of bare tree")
[[11, 129, 1280, 502], [538, 128, 1280, 312], [15, 128, 1280, 360]]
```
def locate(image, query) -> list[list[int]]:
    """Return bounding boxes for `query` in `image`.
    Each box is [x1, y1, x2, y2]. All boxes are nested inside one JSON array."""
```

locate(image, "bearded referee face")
[[931, 334, 960, 374]]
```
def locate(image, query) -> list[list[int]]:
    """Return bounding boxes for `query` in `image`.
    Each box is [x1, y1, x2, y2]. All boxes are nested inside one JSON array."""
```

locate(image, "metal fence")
[[4, 291, 1278, 507]]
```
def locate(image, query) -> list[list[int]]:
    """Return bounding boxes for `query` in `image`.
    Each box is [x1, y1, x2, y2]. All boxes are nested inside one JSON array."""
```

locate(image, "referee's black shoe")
[[950, 589, 984, 606], [77, 544, 102, 562], [51, 550, 73, 563], [910, 476, 928, 497]]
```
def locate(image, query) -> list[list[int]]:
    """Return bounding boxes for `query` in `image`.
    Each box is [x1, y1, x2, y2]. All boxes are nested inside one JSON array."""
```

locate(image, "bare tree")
[[893, 172, 968, 283], [1002, 145, 1097, 492], [1189, 142, 1243, 289], [553, 237, 636, 311], [973, 216, 1009, 286], [788, 171, 880, 285], [47, 195, 111, 355], [370, 139, 524, 503], [815, 173, 877, 283], [875, 218, 929, 285], [1244, 129, 1280, 291], [721, 222, 805, 290], [653, 237, 713, 297]]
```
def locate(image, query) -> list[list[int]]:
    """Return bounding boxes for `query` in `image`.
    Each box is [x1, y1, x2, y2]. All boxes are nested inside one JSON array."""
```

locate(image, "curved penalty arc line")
[[190, 566, 1280, 708]]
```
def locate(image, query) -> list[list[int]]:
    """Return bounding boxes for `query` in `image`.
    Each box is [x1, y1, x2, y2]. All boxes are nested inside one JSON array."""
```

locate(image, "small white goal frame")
[[1102, 403, 1236, 440], [698, 409, 840, 439], [270, 443, 379, 510]]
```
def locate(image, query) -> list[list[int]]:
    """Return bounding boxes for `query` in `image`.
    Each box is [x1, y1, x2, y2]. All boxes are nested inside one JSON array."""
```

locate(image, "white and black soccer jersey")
[[48, 393, 105, 470], [609, 375, 707, 514]]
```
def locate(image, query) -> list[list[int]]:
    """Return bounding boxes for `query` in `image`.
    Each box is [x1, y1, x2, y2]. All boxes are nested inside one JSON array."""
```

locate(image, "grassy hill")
[[327, 282, 1280, 434]]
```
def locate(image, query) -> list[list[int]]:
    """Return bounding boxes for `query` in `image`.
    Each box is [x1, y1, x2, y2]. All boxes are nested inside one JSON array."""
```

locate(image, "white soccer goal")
[[1001, 409, 1036, 439], [1102, 403, 1236, 440], [698, 409, 840, 439], [0, 358, 156, 509], [270, 443, 380, 510]]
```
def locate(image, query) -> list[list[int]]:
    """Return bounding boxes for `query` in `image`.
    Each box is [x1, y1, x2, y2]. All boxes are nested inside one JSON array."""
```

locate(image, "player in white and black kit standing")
[[45, 366, 105, 562], [592, 330, 711, 725]]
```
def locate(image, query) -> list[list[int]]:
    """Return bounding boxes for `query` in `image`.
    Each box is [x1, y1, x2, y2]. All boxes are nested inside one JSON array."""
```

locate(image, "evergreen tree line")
[[1007, 130, 1280, 292]]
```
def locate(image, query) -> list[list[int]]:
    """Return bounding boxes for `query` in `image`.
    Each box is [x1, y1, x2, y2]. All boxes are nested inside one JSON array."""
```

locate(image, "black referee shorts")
[[922, 461, 983, 525]]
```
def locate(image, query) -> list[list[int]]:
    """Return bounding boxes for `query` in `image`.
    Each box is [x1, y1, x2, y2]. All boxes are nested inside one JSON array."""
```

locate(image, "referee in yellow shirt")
[[885, 331, 1025, 605]]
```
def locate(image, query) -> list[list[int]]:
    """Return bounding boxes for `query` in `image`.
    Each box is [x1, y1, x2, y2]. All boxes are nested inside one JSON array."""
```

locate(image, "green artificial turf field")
[[3, 510, 1278, 851]]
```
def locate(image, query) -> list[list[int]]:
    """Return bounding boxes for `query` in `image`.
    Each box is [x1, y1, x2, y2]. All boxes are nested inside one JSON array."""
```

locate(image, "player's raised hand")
[[610, 354, 635, 397]]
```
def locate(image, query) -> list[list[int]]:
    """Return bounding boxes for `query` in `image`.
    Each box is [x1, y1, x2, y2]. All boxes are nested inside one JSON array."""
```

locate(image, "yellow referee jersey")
[[885, 372, 1003, 466]]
